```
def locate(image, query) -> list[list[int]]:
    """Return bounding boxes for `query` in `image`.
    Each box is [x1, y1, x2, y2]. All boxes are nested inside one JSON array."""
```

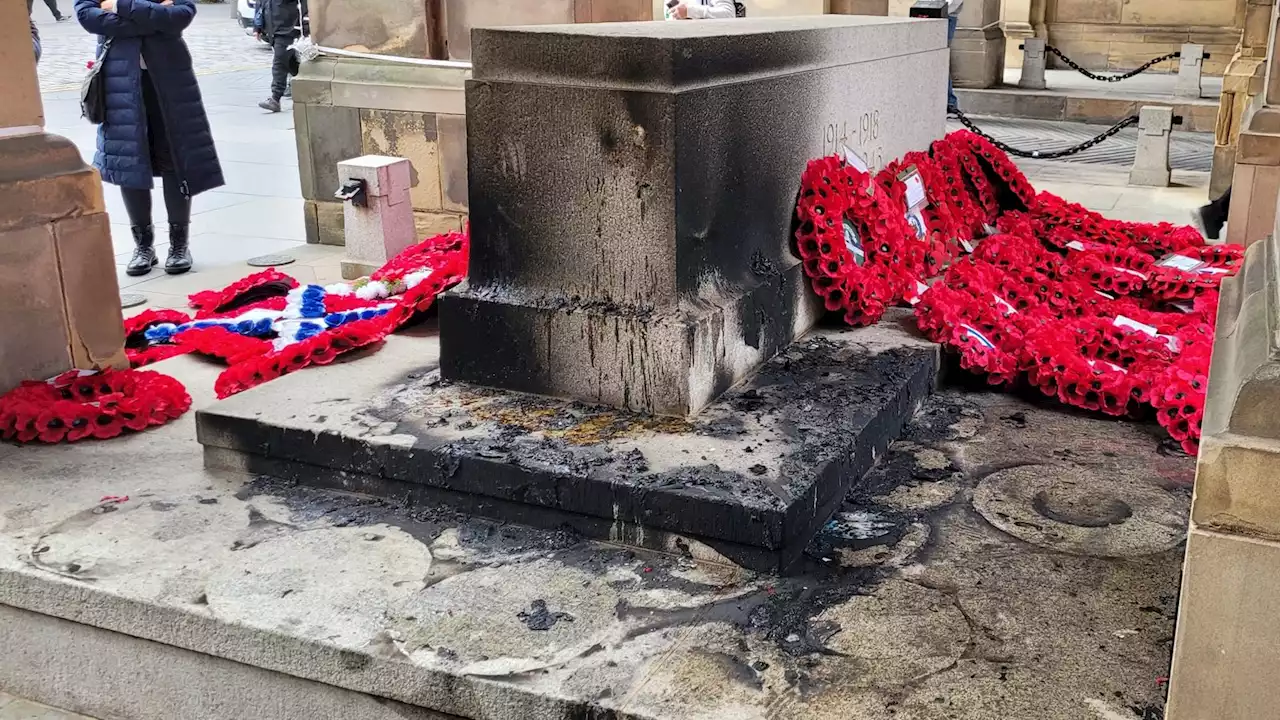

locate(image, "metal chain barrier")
[[950, 109, 1140, 159], [1045, 45, 1181, 83]]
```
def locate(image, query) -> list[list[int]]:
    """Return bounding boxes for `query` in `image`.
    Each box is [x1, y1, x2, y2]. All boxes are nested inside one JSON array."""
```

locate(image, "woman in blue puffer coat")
[[76, 0, 224, 276]]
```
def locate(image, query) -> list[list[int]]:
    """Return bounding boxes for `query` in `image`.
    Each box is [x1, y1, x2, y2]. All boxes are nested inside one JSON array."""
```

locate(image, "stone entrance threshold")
[[196, 314, 938, 573], [0, 326, 1190, 720]]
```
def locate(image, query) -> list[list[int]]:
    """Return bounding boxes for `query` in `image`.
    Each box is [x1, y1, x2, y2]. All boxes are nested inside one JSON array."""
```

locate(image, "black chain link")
[[1045, 45, 1180, 83], [949, 109, 1140, 159]]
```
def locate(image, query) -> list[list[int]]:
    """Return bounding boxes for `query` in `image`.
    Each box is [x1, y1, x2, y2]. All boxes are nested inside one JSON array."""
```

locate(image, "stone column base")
[[0, 133, 126, 394], [440, 263, 822, 417], [953, 22, 1006, 89], [1227, 108, 1280, 247]]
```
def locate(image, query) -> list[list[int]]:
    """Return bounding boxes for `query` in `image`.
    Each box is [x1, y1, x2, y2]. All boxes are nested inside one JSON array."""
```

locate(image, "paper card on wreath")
[[898, 166, 927, 212], [1156, 254, 1205, 272], [906, 280, 930, 305], [842, 145, 869, 174]]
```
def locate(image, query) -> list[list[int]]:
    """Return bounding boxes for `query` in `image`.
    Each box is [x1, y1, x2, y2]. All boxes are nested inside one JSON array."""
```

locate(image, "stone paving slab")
[[0, 693, 93, 720]]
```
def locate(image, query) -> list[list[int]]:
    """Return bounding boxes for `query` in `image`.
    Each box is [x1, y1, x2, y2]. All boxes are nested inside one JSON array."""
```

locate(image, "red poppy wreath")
[[794, 156, 915, 326], [0, 369, 191, 444]]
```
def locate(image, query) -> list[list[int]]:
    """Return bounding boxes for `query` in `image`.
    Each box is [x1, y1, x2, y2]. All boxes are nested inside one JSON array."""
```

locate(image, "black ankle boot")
[[126, 225, 157, 277], [165, 223, 192, 275]]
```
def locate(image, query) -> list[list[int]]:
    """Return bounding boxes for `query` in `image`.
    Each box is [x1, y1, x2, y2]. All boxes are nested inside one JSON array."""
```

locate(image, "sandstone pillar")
[[0, 1, 126, 394], [1210, 0, 1273, 196], [441, 17, 947, 416], [1226, 0, 1280, 246], [1166, 229, 1280, 720], [953, 0, 1005, 89]]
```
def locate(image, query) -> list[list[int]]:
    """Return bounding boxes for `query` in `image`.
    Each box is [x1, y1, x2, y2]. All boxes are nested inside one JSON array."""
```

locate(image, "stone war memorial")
[[0, 3, 1271, 719], [203, 15, 951, 572]]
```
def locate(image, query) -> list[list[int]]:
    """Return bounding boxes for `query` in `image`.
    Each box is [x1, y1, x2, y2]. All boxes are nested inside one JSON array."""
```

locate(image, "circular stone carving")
[[120, 293, 147, 309], [972, 464, 1185, 557], [247, 254, 296, 268]]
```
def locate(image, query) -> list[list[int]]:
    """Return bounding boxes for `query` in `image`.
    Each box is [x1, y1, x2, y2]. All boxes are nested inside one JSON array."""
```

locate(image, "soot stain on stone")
[[519, 599, 575, 631]]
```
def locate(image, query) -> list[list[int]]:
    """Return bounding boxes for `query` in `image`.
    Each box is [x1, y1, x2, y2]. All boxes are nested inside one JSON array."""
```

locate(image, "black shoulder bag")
[[81, 39, 113, 124], [735, 1, 746, 16]]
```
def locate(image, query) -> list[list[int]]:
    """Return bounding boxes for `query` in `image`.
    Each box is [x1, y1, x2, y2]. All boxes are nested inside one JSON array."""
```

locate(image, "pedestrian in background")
[[947, 0, 963, 111], [28, 0, 69, 22], [76, 0, 225, 277], [665, 0, 735, 19], [31, 19, 42, 62], [255, 0, 300, 113]]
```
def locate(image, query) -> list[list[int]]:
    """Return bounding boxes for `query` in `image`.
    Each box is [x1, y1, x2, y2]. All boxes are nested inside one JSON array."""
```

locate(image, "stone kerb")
[[440, 16, 948, 416]]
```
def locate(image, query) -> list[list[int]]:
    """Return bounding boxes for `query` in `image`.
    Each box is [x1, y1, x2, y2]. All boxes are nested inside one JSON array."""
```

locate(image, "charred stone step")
[[196, 315, 938, 573]]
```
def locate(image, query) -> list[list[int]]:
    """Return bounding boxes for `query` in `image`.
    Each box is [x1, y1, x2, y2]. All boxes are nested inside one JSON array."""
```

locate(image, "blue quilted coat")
[[75, 0, 224, 196]]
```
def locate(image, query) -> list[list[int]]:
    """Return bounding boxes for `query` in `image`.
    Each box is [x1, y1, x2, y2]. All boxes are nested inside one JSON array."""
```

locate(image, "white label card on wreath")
[[842, 218, 866, 266], [899, 166, 928, 212], [959, 238, 976, 254], [992, 293, 1017, 317], [1113, 315, 1158, 337], [907, 280, 930, 306], [1172, 301, 1195, 313], [1157, 254, 1205, 272], [1114, 266, 1149, 280], [842, 145, 869, 174], [1066, 240, 1087, 251], [1197, 266, 1230, 275]]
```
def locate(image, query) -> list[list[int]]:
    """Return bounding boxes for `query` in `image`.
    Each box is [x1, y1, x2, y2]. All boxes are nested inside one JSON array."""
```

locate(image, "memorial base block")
[[440, 261, 821, 417], [443, 16, 947, 415], [196, 314, 939, 573]]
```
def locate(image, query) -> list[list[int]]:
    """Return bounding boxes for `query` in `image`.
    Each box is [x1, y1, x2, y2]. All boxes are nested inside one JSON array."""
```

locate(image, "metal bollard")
[[1175, 43, 1205, 99], [336, 155, 417, 280], [1129, 106, 1173, 187], [1018, 38, 1047, 91]]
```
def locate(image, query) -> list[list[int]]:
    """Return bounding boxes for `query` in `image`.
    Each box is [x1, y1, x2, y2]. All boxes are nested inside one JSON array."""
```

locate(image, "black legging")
[[121, 180, 191, 227], [1208, 186, 1231, 218], [121, 71, 192, 227], [27, 0, 63, 19]]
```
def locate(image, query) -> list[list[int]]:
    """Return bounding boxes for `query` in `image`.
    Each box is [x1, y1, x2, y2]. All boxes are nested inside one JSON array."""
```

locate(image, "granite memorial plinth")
[[440, 16, 948, 416]]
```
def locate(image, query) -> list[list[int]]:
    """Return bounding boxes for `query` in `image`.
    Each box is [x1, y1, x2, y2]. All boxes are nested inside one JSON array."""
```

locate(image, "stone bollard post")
[[336, 155, 417, 280], [1129, 106, 1173, 187], [1175, 43, 1206, 99], [1018, 38, 1047, 90]]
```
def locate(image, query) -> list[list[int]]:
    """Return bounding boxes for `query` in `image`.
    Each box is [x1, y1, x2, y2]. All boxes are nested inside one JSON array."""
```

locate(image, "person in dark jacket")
[[31, 20, 42, 62], [254, 0, 300, 113], [76, 0, 224, 276]]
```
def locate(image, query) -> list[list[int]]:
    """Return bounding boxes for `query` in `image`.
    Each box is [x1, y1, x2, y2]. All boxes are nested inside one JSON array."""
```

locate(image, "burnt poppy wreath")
[[0, 368, 191, 444], [794, 156, 912, 326]]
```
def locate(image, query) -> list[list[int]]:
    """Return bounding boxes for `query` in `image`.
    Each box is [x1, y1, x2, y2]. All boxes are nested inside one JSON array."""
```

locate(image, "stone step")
[[955, 86, 1220, 133], [196, 312, 939, 573]]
